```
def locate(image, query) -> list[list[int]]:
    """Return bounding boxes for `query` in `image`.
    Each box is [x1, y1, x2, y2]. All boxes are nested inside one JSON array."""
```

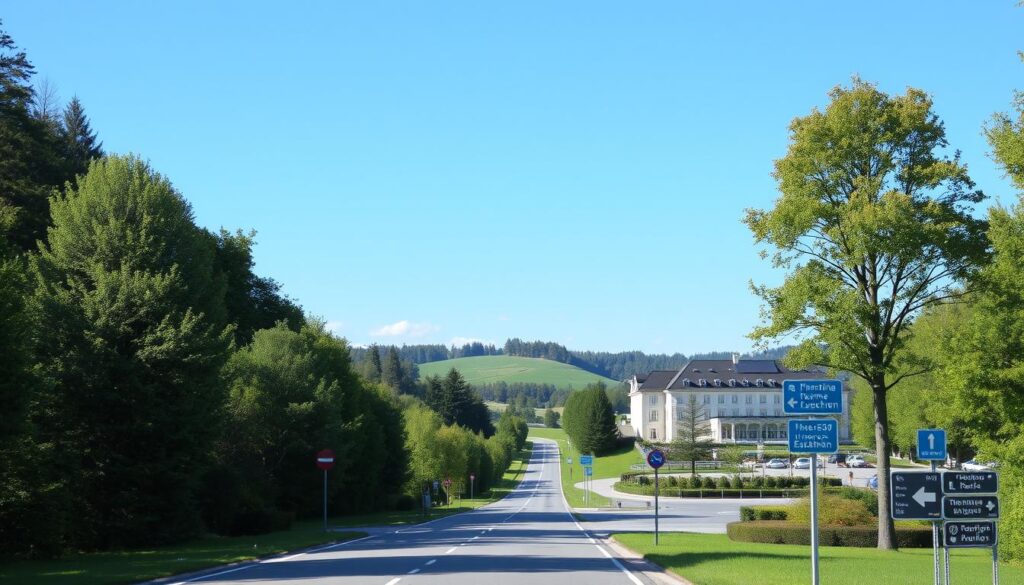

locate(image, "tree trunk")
[[872, 382, 897, 550]]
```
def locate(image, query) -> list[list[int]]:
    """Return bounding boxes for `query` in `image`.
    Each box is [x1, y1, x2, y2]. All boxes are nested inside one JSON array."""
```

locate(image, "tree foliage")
[[670, 394, 713, 475], [424, 369, 494, 436], [562, 383, 619, 455], [745, 78, 988, 550]]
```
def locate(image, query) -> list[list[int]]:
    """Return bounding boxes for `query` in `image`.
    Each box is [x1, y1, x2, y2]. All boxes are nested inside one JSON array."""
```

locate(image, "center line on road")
[[445, 547, 457, 554], [384, 579, 401, 585], [425, 559, 436, 565], [408, 568, 420, 575]]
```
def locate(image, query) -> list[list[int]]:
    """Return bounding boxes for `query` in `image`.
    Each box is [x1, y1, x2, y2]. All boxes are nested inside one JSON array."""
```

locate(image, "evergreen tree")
[[670, 394, 713, 475], [0, 23, 65, 252], [562, 383, 618, 455], [382, 346, 403, 390], [59, 96, 102, 177], [30, 155, 232, 548], [365, 344, 383, 382]]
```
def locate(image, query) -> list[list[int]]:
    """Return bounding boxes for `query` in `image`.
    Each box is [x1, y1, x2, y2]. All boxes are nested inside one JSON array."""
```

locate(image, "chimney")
[[732, 352, 740, 365]]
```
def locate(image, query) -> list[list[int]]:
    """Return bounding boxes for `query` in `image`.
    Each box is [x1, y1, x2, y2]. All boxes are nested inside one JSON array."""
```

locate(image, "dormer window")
[[681, 379, 690, 387], [741, 379, 750, 387], [728, 379, 736, 387], [698, 378, 708, 387], [766, 379, 776, 388], [756, 379, 764, 387], [713, 379, 722, 387]]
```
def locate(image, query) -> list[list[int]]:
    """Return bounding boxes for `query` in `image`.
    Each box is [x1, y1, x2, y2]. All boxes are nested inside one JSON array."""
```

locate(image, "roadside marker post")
[[646, 449, 665, 545], [787, 417, 839, 585], [316, 449, 336, 532]]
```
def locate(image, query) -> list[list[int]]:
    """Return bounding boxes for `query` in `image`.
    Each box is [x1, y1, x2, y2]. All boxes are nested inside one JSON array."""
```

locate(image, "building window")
[[714, 379, 722, 387], [718, 394, 726, 404], [741, 379, 750, 387], [649, 428, 657, 440], [704, 394, 711, 404], [745, 395, 753, 404], [774, 409, 781, 417], [760, 408, 767, 417], [732, 408, 740, 416], [760, 395, 767, 404], [698, 378, 708, 387], [756, 379, 764, 387], [774, 395, 781, 404], [728, 379, 736, 387], [649, 395, 657, 405], [746, 408, 754, 416], [650, 410, 658, 422], [732, 395, 739, 404]]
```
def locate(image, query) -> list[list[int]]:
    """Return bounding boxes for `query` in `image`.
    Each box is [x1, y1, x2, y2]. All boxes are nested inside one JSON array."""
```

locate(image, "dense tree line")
[[561, 383, 619, 455], [424, 369, 494, 437]]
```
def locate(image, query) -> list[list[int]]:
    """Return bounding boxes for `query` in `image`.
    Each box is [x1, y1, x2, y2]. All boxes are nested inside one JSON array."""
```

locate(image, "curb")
[[606, 535, 694, 585]]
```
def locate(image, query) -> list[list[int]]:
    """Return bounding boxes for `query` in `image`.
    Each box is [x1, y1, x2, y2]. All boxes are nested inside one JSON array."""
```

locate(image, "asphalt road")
[[162, 439, 649, 585]]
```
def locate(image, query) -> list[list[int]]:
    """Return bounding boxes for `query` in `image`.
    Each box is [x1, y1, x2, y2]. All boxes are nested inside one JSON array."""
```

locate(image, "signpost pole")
[[654, 466, 660, 545], [945, 546, 951, 585], [316, 449, 336, 532], [993, 543, 999, 585], [810, 455, 820, 585], [323, 469, 328, 532], [932, 461, 941, 585]]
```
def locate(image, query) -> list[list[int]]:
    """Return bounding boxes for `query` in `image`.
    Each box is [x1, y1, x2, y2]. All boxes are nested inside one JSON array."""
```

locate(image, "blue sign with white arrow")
[[783, 379, 843, 415], [579, 455, 593, 466], [788, 418, 839, 454], [917, 428, 947, 461]]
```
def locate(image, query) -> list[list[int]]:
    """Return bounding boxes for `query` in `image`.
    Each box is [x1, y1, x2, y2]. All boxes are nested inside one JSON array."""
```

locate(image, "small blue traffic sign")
[[580, 455, 593, 466], [783, 379, 843, 415], [647, 449, 666, 469], [788, 418, 839, 454], [584, 466, 593, 476], [917, 429, 947, 461]]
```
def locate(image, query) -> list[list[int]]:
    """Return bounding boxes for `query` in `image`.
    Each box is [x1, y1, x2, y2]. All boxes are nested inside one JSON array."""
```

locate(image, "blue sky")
[[7, 2, 1023, 354]]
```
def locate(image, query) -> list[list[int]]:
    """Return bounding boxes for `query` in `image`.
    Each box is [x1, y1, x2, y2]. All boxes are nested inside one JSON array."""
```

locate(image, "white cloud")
[[325, 320, 345, 335], [370, 320, 440, 338]]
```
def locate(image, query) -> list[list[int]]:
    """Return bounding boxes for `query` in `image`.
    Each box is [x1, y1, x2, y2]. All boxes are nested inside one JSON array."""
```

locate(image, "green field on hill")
[[418, 356, 618, 388]]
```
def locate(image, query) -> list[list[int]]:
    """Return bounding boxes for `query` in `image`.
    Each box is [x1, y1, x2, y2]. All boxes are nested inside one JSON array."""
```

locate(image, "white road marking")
[[426, 559, 437, 565], [445, 547, 457, 554], [472, 536, 479, 540], [408, 568, 420, 575], [385, 579, 401, 585]]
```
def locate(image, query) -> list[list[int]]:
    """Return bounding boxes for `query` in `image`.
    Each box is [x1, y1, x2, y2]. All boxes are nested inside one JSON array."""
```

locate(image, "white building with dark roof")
[[628, 355, 851, 444]]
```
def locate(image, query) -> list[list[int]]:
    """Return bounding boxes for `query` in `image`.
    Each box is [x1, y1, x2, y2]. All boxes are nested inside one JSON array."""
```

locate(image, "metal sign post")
[[647, 449, 665, 545], [918, 430, 948, 585], [788, 418, 839, 585], [470, 473, 476, 500], [316, 449, 336, 532]]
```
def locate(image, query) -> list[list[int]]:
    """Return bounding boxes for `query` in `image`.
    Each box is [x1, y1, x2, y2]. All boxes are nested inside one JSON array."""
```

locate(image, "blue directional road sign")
[[584, 466, 593, 477], [646, 449, 666, 469], [917, 428, 947, 461], [580, 455, 593, 466], [891, 471, 942, 520], [783, 379, 843, 415], [788, 418, 839, 454]]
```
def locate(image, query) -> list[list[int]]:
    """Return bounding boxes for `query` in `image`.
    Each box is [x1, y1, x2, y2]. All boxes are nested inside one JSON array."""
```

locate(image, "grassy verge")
[[528, 427, 643, 508], [0, 523, 365, 585], [613, 532, 1024, 585], [0, 445, 533, 585]]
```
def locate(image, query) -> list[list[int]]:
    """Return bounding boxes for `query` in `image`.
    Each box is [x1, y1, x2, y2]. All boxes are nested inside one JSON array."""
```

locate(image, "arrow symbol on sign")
[[912, 487, 936, 507], [928, 433, 935, 450], [987, 501, 996, 512], [787, 398, 798, 408]]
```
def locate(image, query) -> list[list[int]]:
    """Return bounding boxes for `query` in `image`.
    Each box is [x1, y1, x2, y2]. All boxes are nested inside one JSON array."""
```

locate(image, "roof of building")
[[633, 359, 834, 392]]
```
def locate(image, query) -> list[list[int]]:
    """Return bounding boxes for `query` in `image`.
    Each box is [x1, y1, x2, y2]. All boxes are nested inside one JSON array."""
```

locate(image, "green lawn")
[[418, 355, 617, 388], [0, 445, 533, 585], [528, 427, 644, 508], [613, 532, 1023, 585]]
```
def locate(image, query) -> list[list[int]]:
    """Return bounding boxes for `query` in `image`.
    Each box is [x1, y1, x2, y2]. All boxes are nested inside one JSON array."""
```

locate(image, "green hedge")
[[726, 521, 933, 548], [619, 474, 842, 490], [740, 506, 789, 521], [614, 482, 808, 498]]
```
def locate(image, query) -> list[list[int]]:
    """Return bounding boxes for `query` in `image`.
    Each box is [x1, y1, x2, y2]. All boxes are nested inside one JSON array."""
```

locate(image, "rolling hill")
[[417, 355, 618, 388]]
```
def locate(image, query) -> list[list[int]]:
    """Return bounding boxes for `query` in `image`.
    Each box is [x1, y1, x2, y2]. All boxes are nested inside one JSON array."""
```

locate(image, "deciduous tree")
[[745, 79, 988, 549]]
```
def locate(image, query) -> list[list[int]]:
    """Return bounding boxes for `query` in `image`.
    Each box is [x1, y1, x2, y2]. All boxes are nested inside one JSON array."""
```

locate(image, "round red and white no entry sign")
[[316, 449, 335, 470]]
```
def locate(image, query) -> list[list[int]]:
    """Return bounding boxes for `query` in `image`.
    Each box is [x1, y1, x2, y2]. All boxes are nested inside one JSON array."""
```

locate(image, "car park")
[[827, 453, 849, 467], [794, 457, 811, 469], [962, 460, 994, 471], [765, 458, 789, 469], [847, 455, 867, 468]]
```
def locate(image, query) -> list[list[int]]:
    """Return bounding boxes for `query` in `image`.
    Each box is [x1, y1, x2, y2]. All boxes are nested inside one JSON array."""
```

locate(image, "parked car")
[[794, 457, 811, 469], [765, 458, 788, 469], [847, 455, 867, 468], [868, 474, 878, 490], [962, 460, 994, 471], [828, 453, 849, 467]]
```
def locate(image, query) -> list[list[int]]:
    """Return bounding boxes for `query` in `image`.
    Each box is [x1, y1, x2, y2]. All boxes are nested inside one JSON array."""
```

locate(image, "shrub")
[[727, 521, 932, 548], [717, 476, 731, 489], [786, 495, 874, 527], [732, 475, 745, 488], [229, 509, 294, 536], [829, 486, 878, 515], [750, 476, 765, 488], [763, 476, 777, 488], [668, 476, 679, 487], [395, 495, 417, 511], [637, 475, 651, 486], [740, 506, 789, 522]]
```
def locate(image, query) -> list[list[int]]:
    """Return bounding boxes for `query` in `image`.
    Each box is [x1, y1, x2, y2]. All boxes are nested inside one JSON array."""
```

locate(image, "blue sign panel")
[[783, 379, 843, 415], [646, 449, 666, 469], [788, 418, 839, 454], [579, 455, 593, 466], [917, 428, 947, 461], [584, 466, 593, 477]]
